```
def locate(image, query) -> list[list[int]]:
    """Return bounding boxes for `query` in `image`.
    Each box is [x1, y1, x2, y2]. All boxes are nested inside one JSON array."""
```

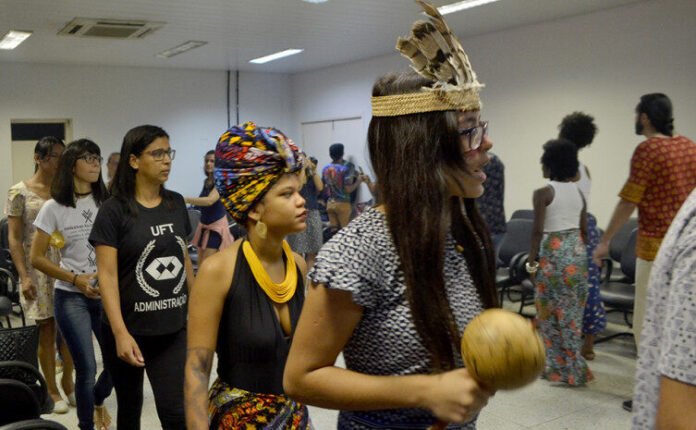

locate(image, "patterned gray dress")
[[309, 207, 484, 430]]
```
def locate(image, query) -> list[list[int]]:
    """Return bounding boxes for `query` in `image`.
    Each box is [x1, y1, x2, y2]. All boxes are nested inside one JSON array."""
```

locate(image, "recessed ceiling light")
[[437, 0, 501, 15], [155, 40, 207, 59], [249, 49, 304, 64], [0, 30, 33, 50]]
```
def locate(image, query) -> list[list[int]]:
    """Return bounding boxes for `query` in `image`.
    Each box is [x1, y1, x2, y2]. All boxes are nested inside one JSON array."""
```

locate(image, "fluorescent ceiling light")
[[302, 0, 329, 3], [249, 49, 304, 64], [0, 30, 33, 50], [155, 40, 207, 59], [437, 0, 501, 15]]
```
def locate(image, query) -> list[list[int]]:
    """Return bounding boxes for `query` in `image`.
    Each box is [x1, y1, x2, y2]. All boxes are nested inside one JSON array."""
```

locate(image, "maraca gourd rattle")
[[429, 309, 545, 429]]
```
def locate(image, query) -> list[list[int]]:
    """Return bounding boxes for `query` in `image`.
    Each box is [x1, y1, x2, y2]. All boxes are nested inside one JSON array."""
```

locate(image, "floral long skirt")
[[208, 378, 313, 429], [582, 213, 607, 335], [535, 229, 593, 386]]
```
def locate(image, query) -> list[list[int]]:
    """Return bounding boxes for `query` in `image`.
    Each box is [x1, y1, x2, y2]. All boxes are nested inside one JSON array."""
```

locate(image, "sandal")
[[582, 350, 595, 360], [94, 404, 112, 430]]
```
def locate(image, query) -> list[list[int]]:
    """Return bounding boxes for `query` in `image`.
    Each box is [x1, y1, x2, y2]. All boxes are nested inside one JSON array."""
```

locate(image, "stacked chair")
[[0, 326, 66, 429], [1, 218, 25, 328], [495, 218, 535, 315], [596, 219, 638, 344]]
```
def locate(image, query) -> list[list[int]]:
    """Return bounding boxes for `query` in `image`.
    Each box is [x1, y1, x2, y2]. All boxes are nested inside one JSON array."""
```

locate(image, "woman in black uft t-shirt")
[[89, 125, 193, 430]]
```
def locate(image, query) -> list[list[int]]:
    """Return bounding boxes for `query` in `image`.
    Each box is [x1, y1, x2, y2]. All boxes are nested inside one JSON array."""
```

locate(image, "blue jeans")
[[54, 289, 113, 430]]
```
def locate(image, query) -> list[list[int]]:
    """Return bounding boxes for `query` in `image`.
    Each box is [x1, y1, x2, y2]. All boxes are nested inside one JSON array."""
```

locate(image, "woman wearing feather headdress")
[[284, 1, 498, 429]]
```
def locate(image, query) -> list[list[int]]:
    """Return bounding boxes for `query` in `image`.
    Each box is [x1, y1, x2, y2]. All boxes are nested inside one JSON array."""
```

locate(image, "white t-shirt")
[[632, 188, 696, 429], [34, 195, 99, 293]]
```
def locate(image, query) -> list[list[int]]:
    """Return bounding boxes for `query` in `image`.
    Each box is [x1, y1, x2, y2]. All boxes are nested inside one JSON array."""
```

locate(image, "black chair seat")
[[600, 281, 635, 309], [496, 219, 534, 306]]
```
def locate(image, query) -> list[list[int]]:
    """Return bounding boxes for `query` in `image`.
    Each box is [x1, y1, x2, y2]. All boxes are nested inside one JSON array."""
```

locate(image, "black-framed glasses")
[[458, 120, 488, 152], [77, 154, 103, 164], [144, 148, 176, 161]]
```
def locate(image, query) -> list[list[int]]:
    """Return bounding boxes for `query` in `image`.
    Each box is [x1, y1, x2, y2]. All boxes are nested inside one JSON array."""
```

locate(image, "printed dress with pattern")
[[4, 181, 59, 320], [535, 229, 593, 386], [309, 207, 484, 429]]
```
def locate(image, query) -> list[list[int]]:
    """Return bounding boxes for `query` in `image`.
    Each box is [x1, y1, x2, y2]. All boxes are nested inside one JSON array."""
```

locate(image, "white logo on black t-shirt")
[[145, 256, 183, 280], [135, 236, 187, 297]]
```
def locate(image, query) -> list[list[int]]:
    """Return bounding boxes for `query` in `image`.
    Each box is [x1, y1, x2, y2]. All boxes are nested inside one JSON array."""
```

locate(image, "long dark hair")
[[33, 136, 65, 173], [111, 125, 172, 216], [51, 139, 108, 207], [637, 93, 674, 136], [368, 71, 498, 371], [204, 149, 215, 190]]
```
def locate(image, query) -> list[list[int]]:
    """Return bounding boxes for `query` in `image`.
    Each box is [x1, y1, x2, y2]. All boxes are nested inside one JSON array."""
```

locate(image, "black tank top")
[[216, 245, 305, 394]]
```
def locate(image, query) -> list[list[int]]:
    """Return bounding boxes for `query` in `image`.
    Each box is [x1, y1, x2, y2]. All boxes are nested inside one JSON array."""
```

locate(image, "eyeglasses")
[[144, 148, 176, 161], [458, 121, 488, 152], [77, 154, 103, 164]]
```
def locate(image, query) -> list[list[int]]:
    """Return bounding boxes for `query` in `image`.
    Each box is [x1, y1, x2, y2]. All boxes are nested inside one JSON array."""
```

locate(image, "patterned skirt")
[[208, 378, 313, 430], [535, 229, 593, 386], [582, 213, 607, 335]]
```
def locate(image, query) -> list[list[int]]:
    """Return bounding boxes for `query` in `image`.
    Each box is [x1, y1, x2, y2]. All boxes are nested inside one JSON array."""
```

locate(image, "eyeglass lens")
[[151, 149, 175, 160]]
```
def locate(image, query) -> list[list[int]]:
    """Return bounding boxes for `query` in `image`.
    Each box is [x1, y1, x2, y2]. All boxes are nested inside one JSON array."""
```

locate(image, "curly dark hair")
[[541, 138, 579, 182], [558, 112, 597, 149]]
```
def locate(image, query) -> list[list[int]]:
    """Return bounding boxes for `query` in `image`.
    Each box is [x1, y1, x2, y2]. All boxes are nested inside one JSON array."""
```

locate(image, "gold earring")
[[255, 220, 267, 239]]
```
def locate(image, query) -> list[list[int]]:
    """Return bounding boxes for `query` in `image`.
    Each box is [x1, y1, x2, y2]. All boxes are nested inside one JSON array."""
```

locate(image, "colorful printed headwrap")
[[214, 121, 304, 223]]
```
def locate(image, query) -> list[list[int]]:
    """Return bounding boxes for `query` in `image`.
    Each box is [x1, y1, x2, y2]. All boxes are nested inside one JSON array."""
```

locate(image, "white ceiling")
[[0, 0, 649, 74]]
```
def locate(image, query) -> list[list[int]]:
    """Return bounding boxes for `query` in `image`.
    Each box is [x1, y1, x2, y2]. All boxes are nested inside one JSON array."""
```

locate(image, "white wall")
[[2, 0, 694, 225], [238, 71, 295, 141], [0, 64, 294, 204], [290, 0, 696, 226]]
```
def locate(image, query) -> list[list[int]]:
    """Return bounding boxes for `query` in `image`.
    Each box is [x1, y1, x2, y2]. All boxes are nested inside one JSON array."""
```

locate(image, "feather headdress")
[[371, 0, 484, 117]]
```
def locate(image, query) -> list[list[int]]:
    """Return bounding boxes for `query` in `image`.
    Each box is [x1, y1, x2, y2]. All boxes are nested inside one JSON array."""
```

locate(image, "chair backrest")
[[497, 219, 533, 267], [0, 217, 9, 250], [0, 361, 51, 415], [0, 327, 39, 368], [229, 222, 246, 241], [0, 249, 18, 281], [608, 218, 638, 262], [0, 378, 41, 425], [1, 419, 70, 430], [619, 229, 638, 281], [510, 209, 534, 220], [187, 209, 201, 242]]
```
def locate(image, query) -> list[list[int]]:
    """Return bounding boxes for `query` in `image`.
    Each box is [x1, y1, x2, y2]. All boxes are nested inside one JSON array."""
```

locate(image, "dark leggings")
[[101, 324, 186, 430]]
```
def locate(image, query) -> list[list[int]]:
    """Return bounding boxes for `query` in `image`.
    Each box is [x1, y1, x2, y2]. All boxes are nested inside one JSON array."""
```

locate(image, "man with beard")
[[593, 93, 696, 412]]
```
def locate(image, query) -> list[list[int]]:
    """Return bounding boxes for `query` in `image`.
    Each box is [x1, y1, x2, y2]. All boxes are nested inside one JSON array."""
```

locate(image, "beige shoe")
[[94, 404, 112, 430], [52, 399, 69, 414]]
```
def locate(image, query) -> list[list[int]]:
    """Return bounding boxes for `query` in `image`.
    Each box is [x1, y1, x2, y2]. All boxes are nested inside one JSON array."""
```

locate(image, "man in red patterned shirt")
[[593, 93, 696, 411]]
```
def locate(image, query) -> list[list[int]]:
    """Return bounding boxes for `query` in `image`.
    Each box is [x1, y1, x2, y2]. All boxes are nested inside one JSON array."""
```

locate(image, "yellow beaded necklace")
[[242, 240, 297, 303]]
